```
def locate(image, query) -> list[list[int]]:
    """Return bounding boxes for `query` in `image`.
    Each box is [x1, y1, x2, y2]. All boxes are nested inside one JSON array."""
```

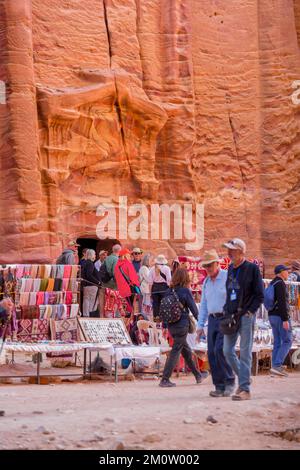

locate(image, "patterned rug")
[[178, 257, 207, 292], [17, 319, 50, 342], [50, 318, 79, 342]]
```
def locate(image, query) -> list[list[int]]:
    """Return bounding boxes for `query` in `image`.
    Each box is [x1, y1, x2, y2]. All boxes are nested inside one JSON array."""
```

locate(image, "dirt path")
[[0, 372, 299, 450]]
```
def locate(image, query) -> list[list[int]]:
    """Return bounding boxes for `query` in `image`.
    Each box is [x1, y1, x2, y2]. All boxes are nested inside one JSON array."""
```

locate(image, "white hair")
[[112, 244, 122, 254], [86, 249, 96, 260]]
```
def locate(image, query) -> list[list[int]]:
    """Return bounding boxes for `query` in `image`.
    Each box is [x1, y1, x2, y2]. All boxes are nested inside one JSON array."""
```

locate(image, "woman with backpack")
[[149, 255, 172, 322], [159, 268, 208, 388]]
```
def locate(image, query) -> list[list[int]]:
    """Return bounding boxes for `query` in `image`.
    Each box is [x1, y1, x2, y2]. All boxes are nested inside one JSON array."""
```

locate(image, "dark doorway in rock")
[[76, 237, 121, 259]]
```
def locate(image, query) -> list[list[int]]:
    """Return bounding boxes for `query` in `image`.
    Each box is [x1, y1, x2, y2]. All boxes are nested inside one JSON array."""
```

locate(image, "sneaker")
[[232, 390, 251, 401], [159, 379, 176, 388], [223, 385, 235, 397], [270, 366, 288, 377], [196, 370, 209, 384], [209, 389, 224, 397], [278, 366, 288, 377]]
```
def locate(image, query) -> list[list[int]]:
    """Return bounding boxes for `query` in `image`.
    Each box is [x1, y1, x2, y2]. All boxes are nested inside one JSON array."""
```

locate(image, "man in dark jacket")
[[269, 265, 293, 377], [222, 238, 264, 401]]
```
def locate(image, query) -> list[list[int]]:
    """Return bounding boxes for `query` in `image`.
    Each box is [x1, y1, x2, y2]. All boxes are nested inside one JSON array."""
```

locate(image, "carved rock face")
[[0, 0, 299, 274]]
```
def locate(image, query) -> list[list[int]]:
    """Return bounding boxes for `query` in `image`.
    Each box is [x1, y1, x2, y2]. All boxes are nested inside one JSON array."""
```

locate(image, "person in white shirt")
[[94, 250, 108, 272], [139, 254, 154, 318], [149, 255, 171, 321]]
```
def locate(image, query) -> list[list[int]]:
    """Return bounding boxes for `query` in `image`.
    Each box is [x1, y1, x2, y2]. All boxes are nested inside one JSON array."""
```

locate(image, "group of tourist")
[[54, 237, 297, 401]]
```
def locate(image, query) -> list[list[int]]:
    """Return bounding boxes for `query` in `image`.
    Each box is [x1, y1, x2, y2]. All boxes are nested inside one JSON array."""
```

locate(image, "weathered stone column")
[[0, 0, 43, 262]]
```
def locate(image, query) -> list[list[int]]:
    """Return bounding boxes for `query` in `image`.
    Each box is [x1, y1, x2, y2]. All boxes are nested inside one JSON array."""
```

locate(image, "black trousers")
[[162, 323, 200, 381], [151, 282, 168, 320]]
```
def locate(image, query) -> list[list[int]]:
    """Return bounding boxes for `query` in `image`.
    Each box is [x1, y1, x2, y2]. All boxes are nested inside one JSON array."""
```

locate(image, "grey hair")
[[112, 244, 122, 254], [86, 249, 96, 260], [142, 253, 152, 267]]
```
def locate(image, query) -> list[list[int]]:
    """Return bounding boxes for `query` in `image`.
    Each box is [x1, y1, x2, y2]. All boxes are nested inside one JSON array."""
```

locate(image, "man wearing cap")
[[222, 238, 264, 400], [268, 265, 293, 377], [94, 250, 108, 272], [197, 250, 235, 397], [56, 240, 80, 265], [131, 248, 143, 274]]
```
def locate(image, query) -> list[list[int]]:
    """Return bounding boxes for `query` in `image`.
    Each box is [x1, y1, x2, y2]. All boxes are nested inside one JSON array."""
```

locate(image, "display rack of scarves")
[[262, 279, 300, 323], [14, 264, 80, 321]]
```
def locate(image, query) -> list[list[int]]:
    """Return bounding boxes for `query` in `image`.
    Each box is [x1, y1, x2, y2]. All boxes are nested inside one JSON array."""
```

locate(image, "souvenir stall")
[[0, 264, 161, 384], [78, 317, 161, 382], [0, 264, 112, 383]]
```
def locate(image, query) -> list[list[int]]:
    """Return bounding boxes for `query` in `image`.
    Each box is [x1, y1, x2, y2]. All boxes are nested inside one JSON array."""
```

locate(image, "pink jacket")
[[114, 259, 140, 298]]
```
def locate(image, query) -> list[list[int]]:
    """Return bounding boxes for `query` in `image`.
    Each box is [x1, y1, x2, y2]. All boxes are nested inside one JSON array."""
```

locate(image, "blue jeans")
[[223, 313, 256, 393], [207, 315, 235, 391], [269, 316, 293, 368]]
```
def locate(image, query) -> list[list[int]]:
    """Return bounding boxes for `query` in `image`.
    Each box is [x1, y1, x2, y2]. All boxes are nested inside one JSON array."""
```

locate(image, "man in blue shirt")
[[197, 250, 235, 397]]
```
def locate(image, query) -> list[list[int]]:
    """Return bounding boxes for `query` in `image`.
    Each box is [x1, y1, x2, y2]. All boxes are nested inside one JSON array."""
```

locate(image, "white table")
[[113, 345, 161, 382], [2, 341, 114, 384]]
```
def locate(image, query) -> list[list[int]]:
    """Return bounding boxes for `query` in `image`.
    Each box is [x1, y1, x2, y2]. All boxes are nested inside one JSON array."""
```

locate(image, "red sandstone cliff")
[[0, 0, 299, 273]]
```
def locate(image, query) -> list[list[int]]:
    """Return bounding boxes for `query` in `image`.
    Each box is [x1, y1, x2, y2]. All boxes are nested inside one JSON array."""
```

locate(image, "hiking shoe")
[[232, 390, 251, 401], [270, 366, 288, 377], [209, 389, 224, 397], [159, 379, 176, 388], [196, 370, 209, 384], [223, 385, 235, 397]]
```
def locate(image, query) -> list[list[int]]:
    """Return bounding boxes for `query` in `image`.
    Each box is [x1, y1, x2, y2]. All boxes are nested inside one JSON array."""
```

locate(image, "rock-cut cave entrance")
[[76, 237, 121, 259]]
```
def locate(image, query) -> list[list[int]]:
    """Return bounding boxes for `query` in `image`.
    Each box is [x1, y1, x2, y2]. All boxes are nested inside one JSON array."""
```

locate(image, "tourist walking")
[[222, 238, 264, 400], [82, 249, 101, 317], [149, 255, 171, 322], [197, 250, 235, 397], [268, 265, 293, 377], [159, 268, 208, 387]]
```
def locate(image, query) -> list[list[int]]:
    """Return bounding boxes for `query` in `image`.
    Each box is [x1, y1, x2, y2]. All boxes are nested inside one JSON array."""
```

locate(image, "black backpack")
[[99, 262, 113, 284], [159, 289, 184, 324]]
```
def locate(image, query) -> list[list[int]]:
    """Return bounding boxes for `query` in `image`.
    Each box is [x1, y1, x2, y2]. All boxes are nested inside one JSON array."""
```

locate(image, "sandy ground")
[[0, 367, 299, 450]]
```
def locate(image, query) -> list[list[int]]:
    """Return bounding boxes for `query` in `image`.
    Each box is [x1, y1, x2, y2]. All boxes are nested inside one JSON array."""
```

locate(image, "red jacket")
[[114, 259, 140, 298]]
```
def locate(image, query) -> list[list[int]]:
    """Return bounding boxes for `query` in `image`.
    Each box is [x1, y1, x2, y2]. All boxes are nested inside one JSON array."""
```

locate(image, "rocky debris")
[[183, 418, 195, 425], [206, 416, 218, 424], [33, 411, 44, 415], [127, 444, 148, 450], [0, 410, 5, 417], [114, 439, 126, 450], [36, 426, 51, 435], [257, 428, 300, 443], [143, 433, 160, 443], [103, 417, 117, 423]]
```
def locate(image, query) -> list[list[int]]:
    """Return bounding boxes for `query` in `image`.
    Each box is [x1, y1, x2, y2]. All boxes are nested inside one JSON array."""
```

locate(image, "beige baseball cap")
[[222, 238, 246, 253]]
